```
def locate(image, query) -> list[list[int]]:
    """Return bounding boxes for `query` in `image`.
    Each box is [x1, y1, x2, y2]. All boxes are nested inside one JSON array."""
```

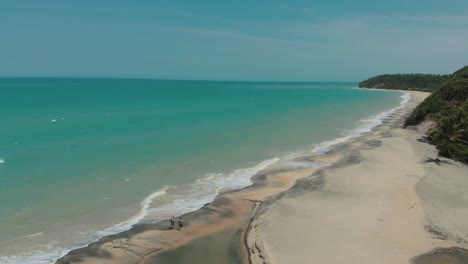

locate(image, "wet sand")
[[56, 150, 325, 263], [57, 90, 468, 264], [247, 91, 468, 264]]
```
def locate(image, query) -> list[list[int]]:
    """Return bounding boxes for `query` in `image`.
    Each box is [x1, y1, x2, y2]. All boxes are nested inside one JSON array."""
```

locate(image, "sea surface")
[[0, 78, 405, 263]]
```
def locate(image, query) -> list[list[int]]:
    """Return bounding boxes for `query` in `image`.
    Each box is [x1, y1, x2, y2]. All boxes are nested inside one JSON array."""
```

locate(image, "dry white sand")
[[57, 91, 468, 264], [250, 91, 468, 264]]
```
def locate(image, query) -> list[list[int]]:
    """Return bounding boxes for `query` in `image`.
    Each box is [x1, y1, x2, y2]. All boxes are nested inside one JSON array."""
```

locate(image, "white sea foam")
[[0, 188, 170, 264], [143, 157, 280, 220], [0, 158, 4, 164], [0, 242, 68, 264], [312, 135, 351, 154], [312, 92, 410, 154], [2, 92, 411, 263], [96, 186, 169, 237], [1, 158, 280, 263]]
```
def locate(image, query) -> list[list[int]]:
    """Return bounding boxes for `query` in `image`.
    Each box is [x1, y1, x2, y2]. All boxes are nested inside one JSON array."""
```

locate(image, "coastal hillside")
[[359, 73, 450, 92], [404, 66, 468, 163]]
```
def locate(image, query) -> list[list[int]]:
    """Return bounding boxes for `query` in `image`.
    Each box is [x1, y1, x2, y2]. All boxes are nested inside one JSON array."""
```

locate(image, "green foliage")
[[429, 105, 468, 163], [403, 79, 468, 126], [359, 66, 468, 162], [403, 66, 468, 163], [404, 93, 452, 126], [359, 73, 450, 92], [451, 66, 468, 81]]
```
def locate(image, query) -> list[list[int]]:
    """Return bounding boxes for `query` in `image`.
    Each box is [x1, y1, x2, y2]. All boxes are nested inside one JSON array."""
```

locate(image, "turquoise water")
[[0, 78, 403, 262]]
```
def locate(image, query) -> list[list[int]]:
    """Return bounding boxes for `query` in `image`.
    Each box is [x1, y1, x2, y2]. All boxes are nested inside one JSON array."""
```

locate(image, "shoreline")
[[55, 157, 327, 263], [247, 91, 468, 264], [57, 92, 420, 263], [53, 90, 423, 263], [11, 90, 402, 263], [18, 89, 433, 263]]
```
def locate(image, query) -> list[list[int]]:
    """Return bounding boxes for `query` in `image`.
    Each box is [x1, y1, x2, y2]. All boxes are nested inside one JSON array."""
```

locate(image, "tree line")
[[403, 66, 468, 163], [359, 67, 467, 163], [359, 73, 450, 92]]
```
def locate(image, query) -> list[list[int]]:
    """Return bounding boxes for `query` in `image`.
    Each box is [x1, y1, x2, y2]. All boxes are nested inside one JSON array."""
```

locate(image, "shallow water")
[[0, 78, 402, 262], [148, 228, 245, 264]]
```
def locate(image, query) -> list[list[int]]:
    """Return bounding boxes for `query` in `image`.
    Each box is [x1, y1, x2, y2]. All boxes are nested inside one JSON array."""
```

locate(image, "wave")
[[313, 92, 410, 154], [0, 158, 4, 164], [0, 92, 411, 263], [0, 158, 280, 263], [142, 157, 280, 222], [95, 186, 169, 237]]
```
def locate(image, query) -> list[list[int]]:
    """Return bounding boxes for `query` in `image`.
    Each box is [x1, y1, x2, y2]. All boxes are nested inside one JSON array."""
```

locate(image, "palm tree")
[[430, 107, 468, 159]]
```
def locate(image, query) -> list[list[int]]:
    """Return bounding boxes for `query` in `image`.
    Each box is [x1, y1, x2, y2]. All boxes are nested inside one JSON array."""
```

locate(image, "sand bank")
[[56, 151, 324, 263], [247, 91, 468, 264], [57, 91, 468, 264]]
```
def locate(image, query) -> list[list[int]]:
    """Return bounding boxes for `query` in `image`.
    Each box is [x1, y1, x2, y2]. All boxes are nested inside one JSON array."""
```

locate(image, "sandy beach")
[[56, 91, 468, 264], [247, 91, 468, 264], [56, 150, 324, 263]]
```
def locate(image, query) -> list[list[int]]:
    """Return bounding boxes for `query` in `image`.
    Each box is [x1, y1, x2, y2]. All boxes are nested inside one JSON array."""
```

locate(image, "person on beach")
[[177, 217, 183, 230], [170, 216, 175, 230]]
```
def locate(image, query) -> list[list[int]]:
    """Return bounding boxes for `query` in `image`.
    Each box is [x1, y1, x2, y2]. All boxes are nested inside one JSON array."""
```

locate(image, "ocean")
[[0, 78, 405, 263]]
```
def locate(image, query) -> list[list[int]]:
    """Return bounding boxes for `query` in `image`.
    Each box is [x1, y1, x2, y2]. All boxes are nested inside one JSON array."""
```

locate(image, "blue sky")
[[1, 0, 467, 81]]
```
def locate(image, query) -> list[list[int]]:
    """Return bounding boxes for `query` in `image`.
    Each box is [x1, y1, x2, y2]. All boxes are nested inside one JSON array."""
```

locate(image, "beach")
[[248, 91, 468, 264], [2, 1, 467, 262], [0, 80, 408, 263], [54, 90, 468, 264]]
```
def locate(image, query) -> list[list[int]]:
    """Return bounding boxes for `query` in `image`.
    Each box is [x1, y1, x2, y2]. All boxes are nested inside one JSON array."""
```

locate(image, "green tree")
[[430, 107, 468, 161]]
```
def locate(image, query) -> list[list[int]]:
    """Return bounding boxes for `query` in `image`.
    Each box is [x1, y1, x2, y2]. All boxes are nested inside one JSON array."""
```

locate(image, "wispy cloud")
[[1, 1, 467, 80], [284, 14, 468, 41], [186, 27, 329, 49], [372, 15, 468, 25]]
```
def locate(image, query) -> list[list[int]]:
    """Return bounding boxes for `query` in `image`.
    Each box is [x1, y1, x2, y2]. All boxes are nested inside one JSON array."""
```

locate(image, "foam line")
[[1, 92, 411, 263], [312, 92, 410, 154]]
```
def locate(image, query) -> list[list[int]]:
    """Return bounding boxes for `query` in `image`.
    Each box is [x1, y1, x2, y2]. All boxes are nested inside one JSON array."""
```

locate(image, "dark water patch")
[[57, 195, 248, 263], [146, 228, 245, 264], [412, 247, 468, 264]]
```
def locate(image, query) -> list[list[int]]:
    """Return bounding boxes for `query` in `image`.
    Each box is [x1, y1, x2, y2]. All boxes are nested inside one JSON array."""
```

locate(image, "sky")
[[1, 0, 468, 81]]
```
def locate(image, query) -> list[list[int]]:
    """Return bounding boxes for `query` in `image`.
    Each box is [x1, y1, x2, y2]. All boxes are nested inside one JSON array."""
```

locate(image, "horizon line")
[[0, 76, 359, 83]]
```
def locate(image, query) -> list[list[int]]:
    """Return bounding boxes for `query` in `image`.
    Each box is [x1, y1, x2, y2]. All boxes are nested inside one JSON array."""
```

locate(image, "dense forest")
[[359, 73, 450, 92], [403, 66, 468, 163]]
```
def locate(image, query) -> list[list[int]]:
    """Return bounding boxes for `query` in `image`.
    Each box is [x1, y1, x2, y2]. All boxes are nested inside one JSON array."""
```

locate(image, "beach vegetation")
[[359, 73, 450, 92], [429, 105, 468, 162], [404, 66, 468, 163], [362, 66, 468, 163]]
